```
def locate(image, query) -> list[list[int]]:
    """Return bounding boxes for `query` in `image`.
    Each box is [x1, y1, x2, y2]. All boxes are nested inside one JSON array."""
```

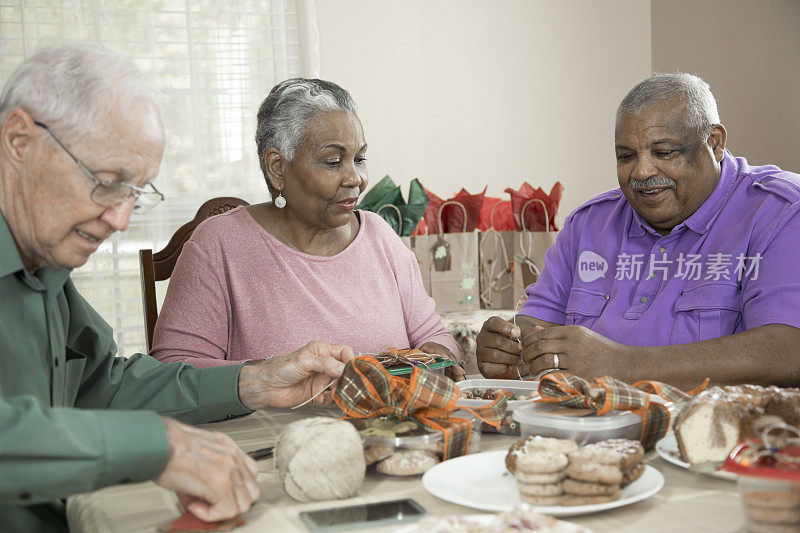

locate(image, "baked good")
[[505, 436, 577, 474], [562, 478, 621, 497], [376, 449, 439, 475], [564, 462, 623, 485], [581, 439, 644, 469], [363, 443, 394, 466], [621, 463, 645, 487], [673, 385, 800, 464]]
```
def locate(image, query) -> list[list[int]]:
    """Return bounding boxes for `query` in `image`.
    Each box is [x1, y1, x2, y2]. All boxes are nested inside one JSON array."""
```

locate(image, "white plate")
[[394, 513, 589, 532], [655, 434, 736, 481], [421, 450, 664, 516]]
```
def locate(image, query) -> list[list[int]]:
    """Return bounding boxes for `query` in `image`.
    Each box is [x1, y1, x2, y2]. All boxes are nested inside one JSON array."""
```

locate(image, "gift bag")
[[429, 201, 480, 313], [478, 201, 515, 310], [512, 198, 558, 303], [387, 203, 433, 296]]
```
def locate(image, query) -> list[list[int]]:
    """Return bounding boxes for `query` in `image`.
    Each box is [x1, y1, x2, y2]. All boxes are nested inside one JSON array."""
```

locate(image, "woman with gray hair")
[[151, 78, 463, 380]]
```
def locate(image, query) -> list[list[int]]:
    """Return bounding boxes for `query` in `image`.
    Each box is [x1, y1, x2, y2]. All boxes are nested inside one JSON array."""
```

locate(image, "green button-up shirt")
[[0, 214, 251, 532]]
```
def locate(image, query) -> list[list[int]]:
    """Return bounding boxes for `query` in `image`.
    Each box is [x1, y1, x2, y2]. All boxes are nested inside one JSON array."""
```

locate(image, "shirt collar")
[[0, 211, 25, 278], [627, 149, 738, 238]]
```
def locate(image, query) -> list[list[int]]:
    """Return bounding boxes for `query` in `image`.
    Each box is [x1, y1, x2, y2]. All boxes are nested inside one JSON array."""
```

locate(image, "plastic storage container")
[[720, 438, 800, 532], [456, 379, 540, 435], [511, 402, 644, 444], [348, 411, 481, 475]]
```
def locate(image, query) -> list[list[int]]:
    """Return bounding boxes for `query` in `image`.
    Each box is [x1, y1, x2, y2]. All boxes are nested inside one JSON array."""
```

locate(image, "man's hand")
[[418, 342, 465, 381], [521, 325, 631, 380], [155, 418, 260, 523], [475, 316, 524, 378], [237, 341, 356, 409]]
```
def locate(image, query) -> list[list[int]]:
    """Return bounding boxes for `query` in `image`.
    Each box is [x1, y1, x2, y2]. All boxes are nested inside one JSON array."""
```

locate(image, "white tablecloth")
[[66, 406, 746, 533]]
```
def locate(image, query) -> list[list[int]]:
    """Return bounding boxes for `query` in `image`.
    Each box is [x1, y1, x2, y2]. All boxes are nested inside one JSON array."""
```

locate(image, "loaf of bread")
[[673, 385, 800, 464]]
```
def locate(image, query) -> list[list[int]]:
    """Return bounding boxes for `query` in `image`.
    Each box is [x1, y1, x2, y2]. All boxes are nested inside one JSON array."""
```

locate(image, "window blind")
[[1, 0, 302, 356]]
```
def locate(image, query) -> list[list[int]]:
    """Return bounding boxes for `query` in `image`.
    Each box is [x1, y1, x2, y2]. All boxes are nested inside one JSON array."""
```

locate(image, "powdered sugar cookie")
[[517, 482, 563, 497], [562, 478, 621, 497], [565, 462, 623, 485], [516, 471, 567, 484], [583, 439, 644, 469], [567, 447, 623, 467], [516, 451, 568, 474], [621, 463, 645, 487]]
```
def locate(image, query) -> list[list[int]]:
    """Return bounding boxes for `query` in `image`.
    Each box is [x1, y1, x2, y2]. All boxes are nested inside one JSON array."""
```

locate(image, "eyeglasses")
[[34, 121, 165, 214]]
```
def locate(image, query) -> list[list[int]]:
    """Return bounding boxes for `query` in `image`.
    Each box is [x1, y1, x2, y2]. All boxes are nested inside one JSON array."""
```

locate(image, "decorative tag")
[[431, 237, 451, 271]]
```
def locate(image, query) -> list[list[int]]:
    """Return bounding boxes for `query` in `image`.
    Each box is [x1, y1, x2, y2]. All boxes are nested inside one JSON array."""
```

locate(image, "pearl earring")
[[274, 191, 286, 209]]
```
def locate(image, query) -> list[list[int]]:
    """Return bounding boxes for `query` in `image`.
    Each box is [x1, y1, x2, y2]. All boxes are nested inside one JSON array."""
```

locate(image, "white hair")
[[255, 78, 358, 196], [0, 43, 161, 142], [616, 73, 720, 136]]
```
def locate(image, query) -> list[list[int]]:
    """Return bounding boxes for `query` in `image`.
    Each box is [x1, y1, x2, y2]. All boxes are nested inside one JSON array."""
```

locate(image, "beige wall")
[[652, 0, 800, 171], [312, 0, 652, 225]]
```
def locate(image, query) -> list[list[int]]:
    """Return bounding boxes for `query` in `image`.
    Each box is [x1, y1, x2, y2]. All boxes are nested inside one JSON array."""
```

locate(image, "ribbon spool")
[[516, 197, 550, 286], [376, 203, 403, 236]]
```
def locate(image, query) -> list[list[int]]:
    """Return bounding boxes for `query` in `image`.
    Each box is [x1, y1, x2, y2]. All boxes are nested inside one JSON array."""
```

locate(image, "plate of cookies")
[[422, 437, 663, 516]]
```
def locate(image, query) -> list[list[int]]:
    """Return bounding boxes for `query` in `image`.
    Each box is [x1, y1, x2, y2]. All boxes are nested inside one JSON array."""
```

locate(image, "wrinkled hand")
[[155, 418, 259, 523], [521, 325, 630, 379], [475, 316, 527, 378], [418, 342, 465, 382], [238, 341, 356, 409]]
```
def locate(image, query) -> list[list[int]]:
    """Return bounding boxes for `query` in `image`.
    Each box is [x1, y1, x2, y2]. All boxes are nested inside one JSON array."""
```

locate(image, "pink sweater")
[[150, 207, 459, 367]]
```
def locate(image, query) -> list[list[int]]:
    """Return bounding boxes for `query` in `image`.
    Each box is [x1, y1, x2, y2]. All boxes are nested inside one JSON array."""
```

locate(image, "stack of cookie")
[[507, 437, 645, 507], [509, 437, 577, 506], [742, 489, 800, 532]]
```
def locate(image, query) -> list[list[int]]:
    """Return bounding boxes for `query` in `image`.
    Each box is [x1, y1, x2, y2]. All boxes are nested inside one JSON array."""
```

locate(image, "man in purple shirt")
[[477, 73, 800, 389]]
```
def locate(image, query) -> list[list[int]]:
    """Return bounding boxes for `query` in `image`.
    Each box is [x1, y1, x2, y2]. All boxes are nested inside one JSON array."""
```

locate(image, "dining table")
[[66, 400, 748, 533]]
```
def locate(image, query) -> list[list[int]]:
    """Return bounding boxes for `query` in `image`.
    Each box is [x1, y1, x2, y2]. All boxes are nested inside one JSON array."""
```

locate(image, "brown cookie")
[[516, 471, 567, 484], [519, 494, 563, 506], [376, 450, 439, 476], [743, 490, 800, 508], [747, 521, 800, 533], [565, 462, 623, 485], [561, 494, 620, 506], [517, 482, 563, 496], [621, 463, 645, 487], [363, 444, 394, 466], [583, 439, 645, 469], [567, 447, 623, 467], [562, 478, 622, 497], [746, 505, 800, 525]]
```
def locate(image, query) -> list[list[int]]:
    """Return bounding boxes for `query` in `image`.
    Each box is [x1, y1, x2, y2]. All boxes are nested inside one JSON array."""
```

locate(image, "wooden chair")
[[139, 196, 250, 351]]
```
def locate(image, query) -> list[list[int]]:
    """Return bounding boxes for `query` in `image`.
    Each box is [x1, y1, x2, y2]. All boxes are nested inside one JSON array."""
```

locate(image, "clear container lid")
[[511, 401, 641, 430]]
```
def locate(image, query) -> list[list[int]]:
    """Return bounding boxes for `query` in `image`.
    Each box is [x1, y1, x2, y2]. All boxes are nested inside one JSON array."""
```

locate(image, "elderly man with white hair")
[[0, 45, 355, 532], [477, 73, 800, 390]]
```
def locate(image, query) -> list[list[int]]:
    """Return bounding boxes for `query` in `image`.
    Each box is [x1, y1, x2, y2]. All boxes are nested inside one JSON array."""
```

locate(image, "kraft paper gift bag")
[[478, 201, 515, 310], [429, 201, 481, 313], [385, 204, 433, 296], [512, 198, 559, 304]]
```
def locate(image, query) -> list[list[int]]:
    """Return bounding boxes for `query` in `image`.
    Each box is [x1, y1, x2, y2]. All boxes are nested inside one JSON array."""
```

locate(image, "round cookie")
[[517, 482, 563, 496], [583, 439, 644, 469], [516, 471, 567, 484], [562, 478, 621, 497], [565, 462, 623, 485], [567, 447, 623, 466], [562, 494, 619, 506], [748, 521, 800, 533], [621, 463, 645, 487], [376, 450, 439, 476], [506, 436, 577, 474], [519, 494, 562, 506], [743, 490, 800, 508], [363, 444, 394, 466], [746, 505, 800, 525], [516, 451, 569, 474]]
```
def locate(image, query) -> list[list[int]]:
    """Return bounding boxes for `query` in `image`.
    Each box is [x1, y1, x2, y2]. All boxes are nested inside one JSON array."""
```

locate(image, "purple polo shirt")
[[519, 151, 800, 346]]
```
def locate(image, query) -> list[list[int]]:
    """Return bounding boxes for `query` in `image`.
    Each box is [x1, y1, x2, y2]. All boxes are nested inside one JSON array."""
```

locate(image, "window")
[[1, 0, 308, 356]]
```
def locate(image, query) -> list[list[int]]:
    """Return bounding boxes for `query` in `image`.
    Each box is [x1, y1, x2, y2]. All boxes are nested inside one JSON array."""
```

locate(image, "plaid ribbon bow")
[[333, 356, 507, 459], [536, 371, 709, 449]]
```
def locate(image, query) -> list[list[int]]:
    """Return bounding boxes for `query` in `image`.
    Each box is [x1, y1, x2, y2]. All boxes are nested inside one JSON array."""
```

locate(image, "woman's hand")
[[237, 341, 356, 409], [418, 342, 466, 382]]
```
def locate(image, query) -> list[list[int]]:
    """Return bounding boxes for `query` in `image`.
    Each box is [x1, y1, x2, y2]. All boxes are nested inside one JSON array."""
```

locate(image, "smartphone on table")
[[298, 498, 426, 532]]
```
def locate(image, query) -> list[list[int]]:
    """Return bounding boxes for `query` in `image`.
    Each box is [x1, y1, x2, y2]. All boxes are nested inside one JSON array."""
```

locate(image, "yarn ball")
[[275, 417, 366, 502]]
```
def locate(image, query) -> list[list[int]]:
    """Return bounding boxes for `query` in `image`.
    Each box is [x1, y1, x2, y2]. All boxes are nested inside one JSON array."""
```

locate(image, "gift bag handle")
[[376, 203, 403, 236], [520, 198, 550, 233], [489, 200, 511, 231], [437, 200, 468, 236]]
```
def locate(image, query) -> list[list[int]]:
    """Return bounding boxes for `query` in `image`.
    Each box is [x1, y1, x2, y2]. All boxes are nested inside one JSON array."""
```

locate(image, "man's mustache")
[[629, 176, 677, 191]]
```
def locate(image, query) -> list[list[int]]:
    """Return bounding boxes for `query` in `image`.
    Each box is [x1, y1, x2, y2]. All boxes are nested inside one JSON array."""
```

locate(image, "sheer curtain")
[[0, 0, 317, 356]]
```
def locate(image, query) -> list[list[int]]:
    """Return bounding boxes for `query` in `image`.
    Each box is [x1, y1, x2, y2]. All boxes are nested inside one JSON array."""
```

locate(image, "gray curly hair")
[[255, 78, 358, 196], [616, 73, 720, 137]]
